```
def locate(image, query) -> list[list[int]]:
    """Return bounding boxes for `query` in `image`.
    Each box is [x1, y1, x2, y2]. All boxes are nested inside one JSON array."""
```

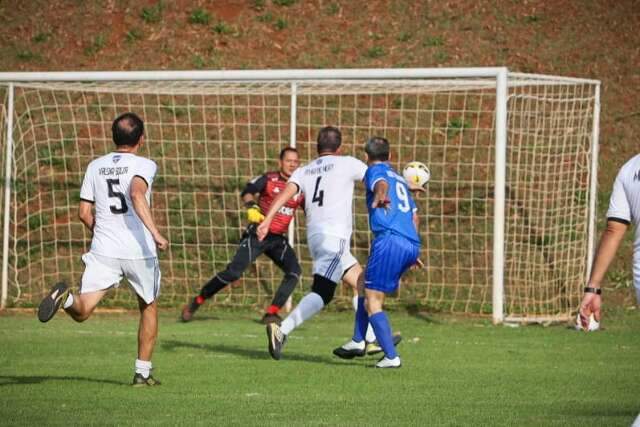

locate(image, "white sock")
[[352, 295, 376, 342], [365, 324, 376, 343], [135, 359, 152, 378], [280, 292, 324, 335], [63, 293, 74, 309]]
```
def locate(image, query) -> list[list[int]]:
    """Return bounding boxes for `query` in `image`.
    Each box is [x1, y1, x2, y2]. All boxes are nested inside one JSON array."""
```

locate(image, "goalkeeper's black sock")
[[199, 276, 228, 300]]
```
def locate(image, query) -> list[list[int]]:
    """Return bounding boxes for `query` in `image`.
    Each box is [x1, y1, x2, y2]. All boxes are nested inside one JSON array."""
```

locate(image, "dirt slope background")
[[0, 0, 639, 303]]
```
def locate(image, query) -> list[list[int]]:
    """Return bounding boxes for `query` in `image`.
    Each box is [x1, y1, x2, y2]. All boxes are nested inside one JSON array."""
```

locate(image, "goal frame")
[[0, 68, 601, 324]]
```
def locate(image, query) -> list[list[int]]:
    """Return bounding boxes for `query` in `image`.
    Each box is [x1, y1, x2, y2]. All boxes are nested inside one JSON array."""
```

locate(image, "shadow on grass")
[[161, 339, 360, 367], [0, 375, 125, 387], [175, 315, 222, 323], [405, 304, 440, 324]]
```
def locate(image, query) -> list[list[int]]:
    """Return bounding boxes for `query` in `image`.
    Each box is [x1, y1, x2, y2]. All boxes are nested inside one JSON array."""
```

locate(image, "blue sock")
[[369, 311, 397, 359], [352, 297, 369, 342]]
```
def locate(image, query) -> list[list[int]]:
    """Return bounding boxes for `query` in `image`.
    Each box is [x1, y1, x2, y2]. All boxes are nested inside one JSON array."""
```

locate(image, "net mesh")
[[0, 74, 598, 318]]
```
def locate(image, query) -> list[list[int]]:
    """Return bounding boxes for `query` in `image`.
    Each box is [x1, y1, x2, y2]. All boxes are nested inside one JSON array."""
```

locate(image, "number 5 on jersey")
[[107, 178, 128, 214]]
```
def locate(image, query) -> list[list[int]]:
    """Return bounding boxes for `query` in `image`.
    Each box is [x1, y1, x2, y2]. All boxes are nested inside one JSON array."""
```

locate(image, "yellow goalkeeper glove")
[[246, 202, 265, 224]]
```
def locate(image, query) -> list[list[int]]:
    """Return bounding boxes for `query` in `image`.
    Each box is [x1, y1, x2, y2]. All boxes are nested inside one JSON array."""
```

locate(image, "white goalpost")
[[0, 68, 600, 324]]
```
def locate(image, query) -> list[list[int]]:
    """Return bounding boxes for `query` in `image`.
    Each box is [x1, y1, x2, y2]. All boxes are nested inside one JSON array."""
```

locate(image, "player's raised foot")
[[180, 297, 202, 322], [37, 282, 69, 323], [375, 356, 402, 369], [261, 312, 282, 325], [132, 373, 161, 387], [333, 340, 366, 359], [366, 333, 403, 355], [266, 322, 287, 360]]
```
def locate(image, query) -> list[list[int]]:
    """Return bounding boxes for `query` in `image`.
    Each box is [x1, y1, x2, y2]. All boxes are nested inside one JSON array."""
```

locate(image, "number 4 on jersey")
[[312, 176, 324, 206]]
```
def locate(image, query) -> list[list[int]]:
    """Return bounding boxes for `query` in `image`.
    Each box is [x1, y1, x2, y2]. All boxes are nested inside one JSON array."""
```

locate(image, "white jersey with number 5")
[[80, 152, 158, 259], [289, 155, 367, 240]]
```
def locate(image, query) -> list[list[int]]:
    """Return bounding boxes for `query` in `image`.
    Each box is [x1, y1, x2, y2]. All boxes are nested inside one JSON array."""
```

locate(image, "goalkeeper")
[[181, 147, 304, 324]]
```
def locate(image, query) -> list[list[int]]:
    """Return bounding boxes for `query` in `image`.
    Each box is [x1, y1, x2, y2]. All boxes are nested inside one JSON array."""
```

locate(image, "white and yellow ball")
[[402, 161, 431, 187]]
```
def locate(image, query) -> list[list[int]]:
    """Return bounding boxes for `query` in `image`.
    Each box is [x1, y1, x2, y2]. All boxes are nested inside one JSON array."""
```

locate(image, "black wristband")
[[584, 287, 602, 295]]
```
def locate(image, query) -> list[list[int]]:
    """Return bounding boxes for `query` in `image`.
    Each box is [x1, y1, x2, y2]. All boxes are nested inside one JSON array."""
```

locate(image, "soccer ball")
[[402, 161, 431, 187], [575, 313, 600, 332]]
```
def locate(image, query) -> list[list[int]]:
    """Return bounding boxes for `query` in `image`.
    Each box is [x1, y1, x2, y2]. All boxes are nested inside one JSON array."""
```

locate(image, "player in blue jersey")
[[333, 136, 421, 368]]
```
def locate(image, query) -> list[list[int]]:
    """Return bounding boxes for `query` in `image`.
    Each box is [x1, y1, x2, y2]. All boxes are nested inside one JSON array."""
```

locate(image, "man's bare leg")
[[64, 289, 109, 322], [133, 296, 160, 386]]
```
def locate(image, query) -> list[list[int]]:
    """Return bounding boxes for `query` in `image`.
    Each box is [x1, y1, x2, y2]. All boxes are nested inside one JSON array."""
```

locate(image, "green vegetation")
[[189, 8, 211, 25], [325, 3, 339, 15], [32, 32, 51, 43], [424, 35, 444, 47], [84, 34, 106, 56], [273, 0, 296, 6], [251, 0, 266, 11], [274, 18, 287, 31], [212, 21, 235, 35], [15, 49, 37, 61], [1, 310, 639, 425], [125, 29, 143, 43], [397, 31, 412, 42], [192, 54, 206, 69], [364, 46, 385, 59], [140, 2, 164, 23], [523, 14, 541, 24], [446, 117, 470, 138], [257, 12, 274, 23]]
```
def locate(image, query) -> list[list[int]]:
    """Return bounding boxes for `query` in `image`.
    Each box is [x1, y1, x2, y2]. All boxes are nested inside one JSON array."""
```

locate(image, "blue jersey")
[[364, 162, 421, 246]]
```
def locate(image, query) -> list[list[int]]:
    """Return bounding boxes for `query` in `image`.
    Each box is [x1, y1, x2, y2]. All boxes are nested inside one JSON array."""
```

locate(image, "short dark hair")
[[279, 146, 299, 160], [364, 136, 390, 161], [317, 126, 342, 154], [112, 112, 144, 147]]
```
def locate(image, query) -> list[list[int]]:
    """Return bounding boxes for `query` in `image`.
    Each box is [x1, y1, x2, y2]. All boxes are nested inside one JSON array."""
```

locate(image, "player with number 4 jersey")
[[258, 126, 390, 360], [37, 113, 168, 386]]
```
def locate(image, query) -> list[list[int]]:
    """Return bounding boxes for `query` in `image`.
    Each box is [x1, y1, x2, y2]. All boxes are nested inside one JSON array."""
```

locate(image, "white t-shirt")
[[289, 155, 367, 240], [606, 154, 640, 296], [80, 152, 158, 259]]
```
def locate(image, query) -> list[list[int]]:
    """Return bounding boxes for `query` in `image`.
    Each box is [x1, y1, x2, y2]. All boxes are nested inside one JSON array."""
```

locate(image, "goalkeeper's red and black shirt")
[[241, 171, 304, 235]]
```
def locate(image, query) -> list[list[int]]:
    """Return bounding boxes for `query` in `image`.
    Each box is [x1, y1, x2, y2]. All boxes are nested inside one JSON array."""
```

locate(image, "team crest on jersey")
[[113, 155, 121, 164], [274, 187, 280, 193]]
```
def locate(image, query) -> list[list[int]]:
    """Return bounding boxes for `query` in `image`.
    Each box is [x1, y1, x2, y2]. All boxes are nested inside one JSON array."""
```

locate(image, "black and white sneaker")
[[375, 356, 402, 369], [333, 340, 366, 359], [37, 282, 69, 323], [132, 373, 161, 387], [266, 322, 287, 360]]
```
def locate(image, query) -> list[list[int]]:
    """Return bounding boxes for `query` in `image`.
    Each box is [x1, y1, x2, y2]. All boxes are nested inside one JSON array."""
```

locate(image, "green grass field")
[[1, 309, 639, 426]]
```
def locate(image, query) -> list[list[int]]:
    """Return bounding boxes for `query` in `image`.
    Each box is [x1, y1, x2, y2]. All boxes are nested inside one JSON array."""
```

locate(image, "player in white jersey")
[[579, 154, 640, 330], [258, 126, 382, 360], [37, 112, 168, 386]]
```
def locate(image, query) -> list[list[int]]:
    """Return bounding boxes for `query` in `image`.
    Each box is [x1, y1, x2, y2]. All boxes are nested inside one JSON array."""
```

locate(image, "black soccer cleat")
[[266, 322, 287, 360], [37, 282, 69, 323], [132, 373, 161, 387], [261, 312, 282, 325], [333, 342, 366, 359], [366, 334, 403, 355], [180, 298, 202, 322]]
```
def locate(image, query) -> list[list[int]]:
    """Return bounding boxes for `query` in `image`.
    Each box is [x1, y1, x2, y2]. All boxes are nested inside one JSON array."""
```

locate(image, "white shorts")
[[80, 252, 161, 304], [307, 234, 358, 284]]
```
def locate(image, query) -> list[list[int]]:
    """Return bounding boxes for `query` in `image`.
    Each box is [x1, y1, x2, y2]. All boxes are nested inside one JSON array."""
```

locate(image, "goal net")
[[0, 69, 600, 322]]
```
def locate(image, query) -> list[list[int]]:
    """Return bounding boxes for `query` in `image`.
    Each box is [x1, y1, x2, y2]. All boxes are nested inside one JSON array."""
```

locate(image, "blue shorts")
[[364, 233, 420, 293]]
